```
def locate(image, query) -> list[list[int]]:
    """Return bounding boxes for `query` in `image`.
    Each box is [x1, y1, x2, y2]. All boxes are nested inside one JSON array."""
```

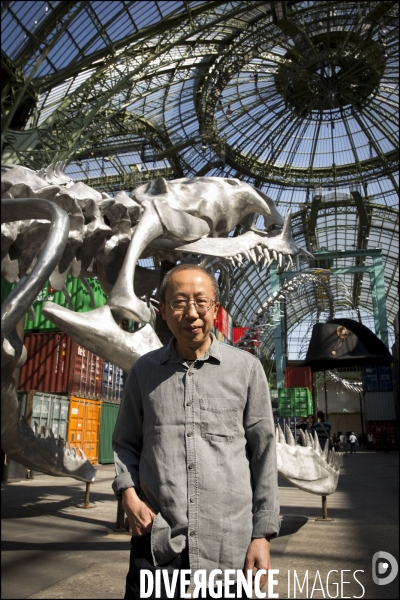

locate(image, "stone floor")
[[1, 450, 398, 599]]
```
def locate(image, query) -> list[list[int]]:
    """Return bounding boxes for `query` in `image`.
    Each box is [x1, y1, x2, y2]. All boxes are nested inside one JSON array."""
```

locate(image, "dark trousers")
[[125, 534, 250, 599]]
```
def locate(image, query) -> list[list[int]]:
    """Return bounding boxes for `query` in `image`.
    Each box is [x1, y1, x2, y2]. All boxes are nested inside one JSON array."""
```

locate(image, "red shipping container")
[[285, 367, 313, 393], [19, 333, 72, 394], [68, 342, 104, 399], [215, 306, 229, 339], [233, 327, 248, 344], [19, 333, 104, 398], [232, 327, 260, 347]]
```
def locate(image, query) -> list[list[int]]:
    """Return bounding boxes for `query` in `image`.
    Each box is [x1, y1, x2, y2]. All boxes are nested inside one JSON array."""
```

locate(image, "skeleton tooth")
[[285, 424, 296, 447], [272, 250, 278, 261], [254, 245, 263, 258], [305, 432, 313, 447], [299, 429, 306, 446], [248, 248, 257, 263], [278, 252, 284, 269], [243, 250, 251, 262], [236, 253, 243, 265], [262, 248, 271, 260], [287, 255, 294, 270], [314, 431, 321, 453], [322, 438, 330, 461], [276, 424, 286, 445]]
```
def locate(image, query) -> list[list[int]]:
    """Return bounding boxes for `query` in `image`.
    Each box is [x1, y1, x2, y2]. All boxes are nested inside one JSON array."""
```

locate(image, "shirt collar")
[[158, 332, 222, 364]]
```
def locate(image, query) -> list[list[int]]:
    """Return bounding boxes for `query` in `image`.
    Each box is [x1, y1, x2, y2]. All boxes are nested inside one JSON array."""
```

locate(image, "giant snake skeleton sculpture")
[[1, 163, 341, 493]]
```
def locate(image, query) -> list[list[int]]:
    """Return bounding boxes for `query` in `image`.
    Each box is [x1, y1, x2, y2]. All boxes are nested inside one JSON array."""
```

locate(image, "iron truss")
[[1, 0, 399, 356]]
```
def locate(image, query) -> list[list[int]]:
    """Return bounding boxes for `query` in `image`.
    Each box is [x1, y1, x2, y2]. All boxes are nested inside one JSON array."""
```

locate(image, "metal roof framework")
[[1, 0, 399, 361]]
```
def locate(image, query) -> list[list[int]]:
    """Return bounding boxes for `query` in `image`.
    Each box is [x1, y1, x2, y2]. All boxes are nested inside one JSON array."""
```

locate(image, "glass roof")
[[2, 0, 398, 363]]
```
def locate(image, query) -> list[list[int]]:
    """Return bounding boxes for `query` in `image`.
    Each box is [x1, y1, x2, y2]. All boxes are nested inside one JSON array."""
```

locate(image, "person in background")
[[313, 410, 332, 450], [332, 433, 339, 452], [295, 416, 308, 444], [381, 427, 389, 454], [357, 433, 364, 449], [349, 432, 357, 453], [306, 414, 315, 435], [368, 432, 374, 451]]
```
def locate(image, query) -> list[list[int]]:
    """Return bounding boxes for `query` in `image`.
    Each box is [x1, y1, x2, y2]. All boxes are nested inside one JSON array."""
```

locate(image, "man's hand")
[[244, 538, 272, 590], [121, 487, 156, 536]]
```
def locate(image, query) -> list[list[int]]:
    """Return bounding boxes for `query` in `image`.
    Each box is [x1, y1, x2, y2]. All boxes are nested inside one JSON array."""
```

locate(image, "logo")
[[372, 552, 398, 585]]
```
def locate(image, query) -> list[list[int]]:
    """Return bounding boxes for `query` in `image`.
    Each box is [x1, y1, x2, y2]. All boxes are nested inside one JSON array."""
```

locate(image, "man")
[[112, 264, 280, 599], [313, 410, 332, 450], [367, 432, 374, 451], [381, 428, 389, 454], [349, 432, 357, 454]]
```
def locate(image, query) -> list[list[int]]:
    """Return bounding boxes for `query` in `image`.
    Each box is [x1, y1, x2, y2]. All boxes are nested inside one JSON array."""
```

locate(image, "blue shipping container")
[[102, 361, 125, 403], [378, 366, 393, 391], [363, 365, 380, 392]]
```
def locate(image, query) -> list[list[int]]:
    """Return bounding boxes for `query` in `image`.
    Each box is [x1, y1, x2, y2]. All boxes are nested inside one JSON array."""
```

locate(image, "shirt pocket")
[[199, 397, 238, 443]]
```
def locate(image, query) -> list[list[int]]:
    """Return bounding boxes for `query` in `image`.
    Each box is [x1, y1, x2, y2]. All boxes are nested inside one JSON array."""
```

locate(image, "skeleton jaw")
[[276, 425, 342, 496], [178, 211, 313, 273]]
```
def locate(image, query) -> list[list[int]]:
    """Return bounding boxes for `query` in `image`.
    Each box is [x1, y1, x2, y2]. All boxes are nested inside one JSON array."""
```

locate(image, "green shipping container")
[[98, 402, 120, 464], [278, 388, 313, 417], [1, 276, 107, 332]]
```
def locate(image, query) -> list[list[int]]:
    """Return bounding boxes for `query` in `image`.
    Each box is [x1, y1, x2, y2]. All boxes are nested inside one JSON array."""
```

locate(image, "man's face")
[[159, 269, 220, 355]]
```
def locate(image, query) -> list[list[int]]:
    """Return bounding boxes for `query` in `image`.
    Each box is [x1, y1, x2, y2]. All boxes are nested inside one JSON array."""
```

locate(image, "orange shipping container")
[[67, 396, 101, 464]]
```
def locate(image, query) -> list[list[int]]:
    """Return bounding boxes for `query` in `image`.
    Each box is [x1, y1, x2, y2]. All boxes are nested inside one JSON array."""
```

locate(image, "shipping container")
[[368, 420, 398, 450], [19, 333, 72, 393], [215, 306, 229, 339], [278, 388, 313, 417], [284, 367, 313, 393], [102, 361, 125, 403], [19, 333, 104, 397], [68, 342, 104, 398], [1, 276, 107, 333], [363, 365, 380, 392], [233, 327, 248, 344], [98, 402, 120, 464], [364, 391, 396, 421], [232, 327, 260, 347], [378, 365, 393, 391], [30, 392, 70, 439], [67, 396, 101, 464]]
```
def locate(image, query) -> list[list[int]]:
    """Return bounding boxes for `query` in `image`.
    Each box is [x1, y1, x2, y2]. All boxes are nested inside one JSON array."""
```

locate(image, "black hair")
[[158, 263, 220, 303]]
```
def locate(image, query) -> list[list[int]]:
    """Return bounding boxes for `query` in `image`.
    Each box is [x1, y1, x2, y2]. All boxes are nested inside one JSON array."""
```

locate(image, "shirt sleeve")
[[111, 366, 143, 499], [244, 359, 281, 539]]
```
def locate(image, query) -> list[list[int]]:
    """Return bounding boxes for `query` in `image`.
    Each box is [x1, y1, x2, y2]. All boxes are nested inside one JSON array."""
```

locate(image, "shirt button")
[[188, 463, 194, 469], [187, 372, 193, 376], [190, 530, 196, 537], [190, 497, 194, 503], [187, 431, 193, 437], [186, 401, 192, 407]]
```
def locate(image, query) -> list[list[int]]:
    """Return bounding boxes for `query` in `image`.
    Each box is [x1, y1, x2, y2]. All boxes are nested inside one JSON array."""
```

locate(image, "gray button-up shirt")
[[112, 333, 280, 577]]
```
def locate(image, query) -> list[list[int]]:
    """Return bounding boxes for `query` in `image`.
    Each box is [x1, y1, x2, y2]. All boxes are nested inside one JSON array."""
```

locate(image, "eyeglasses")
[[168, 296, 216, 314]]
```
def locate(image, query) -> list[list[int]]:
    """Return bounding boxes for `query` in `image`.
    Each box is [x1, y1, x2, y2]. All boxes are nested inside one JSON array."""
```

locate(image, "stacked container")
[[367, 420, 397, 451], [284, 367, 313, 394], [98, 402, 121, 464], [18, 333, 104, 398], [277, 388, 313, 417], [5, 273, 127, 465], [1, 276, 107, 333]]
